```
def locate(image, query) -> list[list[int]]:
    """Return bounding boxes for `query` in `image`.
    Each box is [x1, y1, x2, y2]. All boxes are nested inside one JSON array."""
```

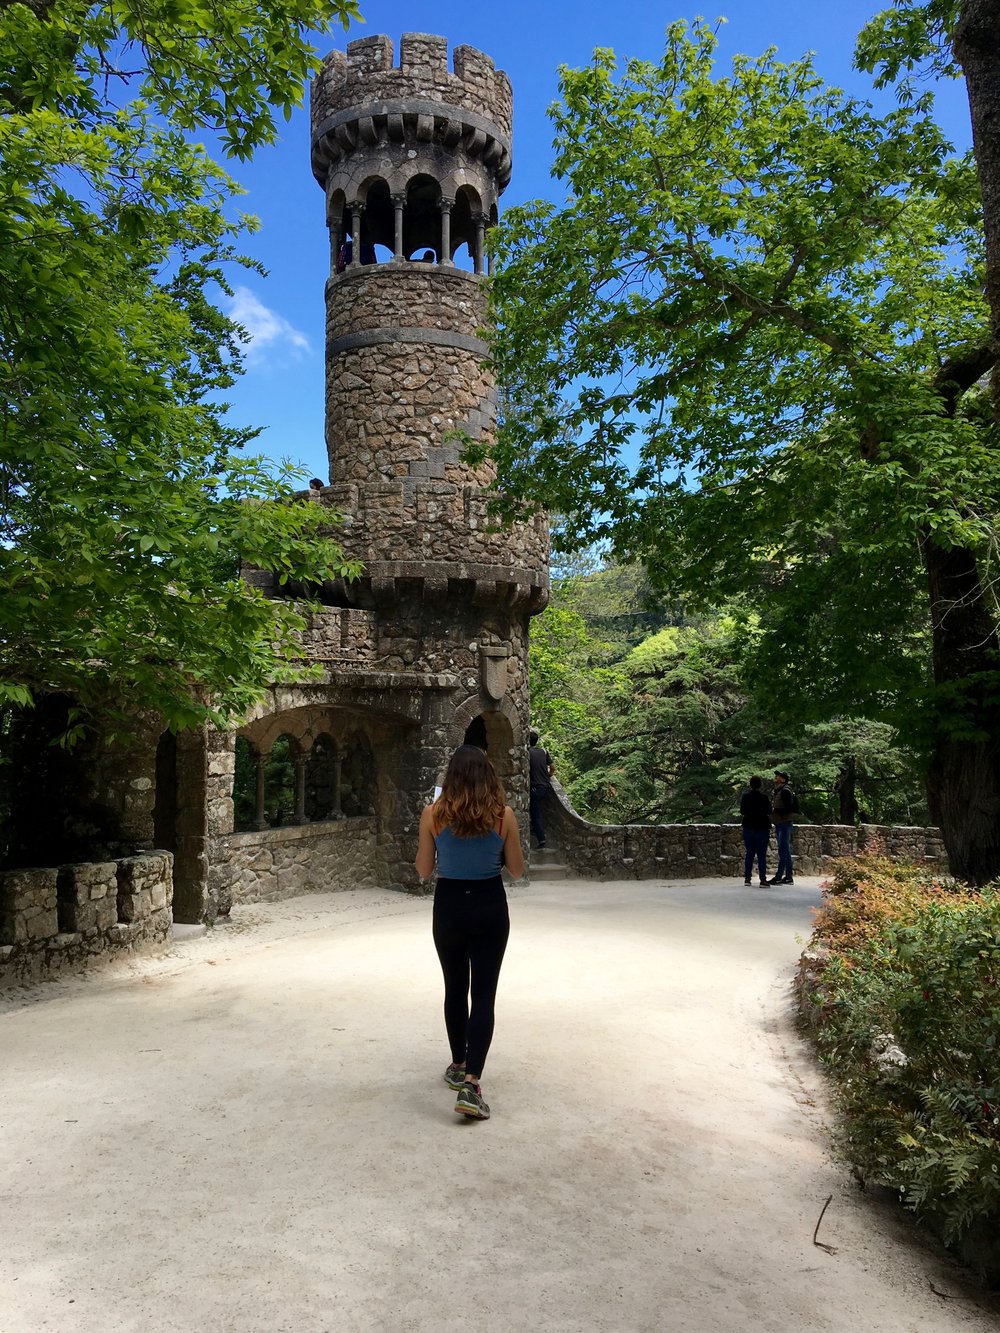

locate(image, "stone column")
[[473, 213, 486, 275], [293, 755, 307, 825], [439, 199, 453, 267], [253, 752, 268, 830], [391, 193, 405, 260], [350, 204, 363, 266], [332, 751, 344, 820]]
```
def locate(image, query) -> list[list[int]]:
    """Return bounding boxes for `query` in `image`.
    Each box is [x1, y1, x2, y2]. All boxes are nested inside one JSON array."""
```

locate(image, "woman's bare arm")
[[415, 804, 437, 879], [502, 806, 525, 879]]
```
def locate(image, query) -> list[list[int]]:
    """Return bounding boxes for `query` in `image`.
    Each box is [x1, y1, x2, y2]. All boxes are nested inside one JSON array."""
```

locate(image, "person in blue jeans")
[[770, 770, 796, 884], [739, 775, 772, 885], [528, 730, 554, 849]]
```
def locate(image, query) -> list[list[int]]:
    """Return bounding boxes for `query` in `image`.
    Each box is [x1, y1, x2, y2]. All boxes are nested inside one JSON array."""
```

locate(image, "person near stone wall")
[[528, 730, 554, 849], [415, 744, 525, 1121], [739, 775, 772, 886], [769, 770, 796, 885]]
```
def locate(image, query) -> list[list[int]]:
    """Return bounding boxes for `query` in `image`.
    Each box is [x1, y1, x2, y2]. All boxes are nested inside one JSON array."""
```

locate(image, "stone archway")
[[453, 695, 522, 792]]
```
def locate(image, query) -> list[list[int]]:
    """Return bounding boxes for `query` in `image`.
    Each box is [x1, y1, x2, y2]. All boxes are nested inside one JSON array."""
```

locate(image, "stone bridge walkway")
[[2, 878, 998, 1332]]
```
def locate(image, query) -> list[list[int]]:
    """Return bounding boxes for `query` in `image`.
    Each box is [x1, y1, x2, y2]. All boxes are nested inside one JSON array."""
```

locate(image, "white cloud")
[[227, 285, 310, 365]]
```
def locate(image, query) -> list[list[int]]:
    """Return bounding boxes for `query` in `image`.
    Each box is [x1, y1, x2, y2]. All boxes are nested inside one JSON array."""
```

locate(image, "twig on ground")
[[812, 1194, 838, 1253]]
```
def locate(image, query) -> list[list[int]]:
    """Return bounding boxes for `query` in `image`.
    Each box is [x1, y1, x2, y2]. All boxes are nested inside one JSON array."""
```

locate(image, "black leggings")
[[433, 876, 510, 1079]]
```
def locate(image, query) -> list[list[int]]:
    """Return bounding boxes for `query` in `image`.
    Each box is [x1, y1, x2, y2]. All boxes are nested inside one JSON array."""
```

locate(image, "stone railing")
[[542, 783, 948, 879], [0, 852, 173, 989], [208, 817, 380, 914]]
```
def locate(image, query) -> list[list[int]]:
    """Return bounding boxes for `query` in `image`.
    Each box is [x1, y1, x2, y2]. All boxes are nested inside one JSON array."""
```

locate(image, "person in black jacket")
[[739, 775, 772, 886], [769, 770, 796, 884]]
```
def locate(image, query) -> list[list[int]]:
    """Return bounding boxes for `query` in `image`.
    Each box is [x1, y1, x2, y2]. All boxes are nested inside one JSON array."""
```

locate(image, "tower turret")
[[309, 33, 547, 621]]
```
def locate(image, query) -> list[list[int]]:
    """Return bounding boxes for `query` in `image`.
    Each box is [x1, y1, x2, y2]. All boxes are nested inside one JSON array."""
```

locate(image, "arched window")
[[403, 174, 442, 259], [233, 736, 257, 832], [341, 731, 376, 817], [450, 185, 483, 272], [265, 734, 297, 827], [306, 735, 339, 821], [362, 177, 393, 259]]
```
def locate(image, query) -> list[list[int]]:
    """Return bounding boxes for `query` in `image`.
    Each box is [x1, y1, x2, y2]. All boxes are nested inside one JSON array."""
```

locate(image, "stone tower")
[[57, 32, 547, 919], [305, 33, 549, 884]]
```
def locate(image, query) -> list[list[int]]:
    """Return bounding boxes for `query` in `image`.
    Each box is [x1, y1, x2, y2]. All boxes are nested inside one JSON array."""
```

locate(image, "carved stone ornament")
[[479, 646, 509, 703]]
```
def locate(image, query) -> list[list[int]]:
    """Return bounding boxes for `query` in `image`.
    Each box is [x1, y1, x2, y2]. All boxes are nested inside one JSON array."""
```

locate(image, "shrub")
[[801, 854, 1000, 1249]]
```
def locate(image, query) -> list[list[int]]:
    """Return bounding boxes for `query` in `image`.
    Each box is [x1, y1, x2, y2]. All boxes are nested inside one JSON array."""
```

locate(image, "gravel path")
[[2, 877, 998, 1332]]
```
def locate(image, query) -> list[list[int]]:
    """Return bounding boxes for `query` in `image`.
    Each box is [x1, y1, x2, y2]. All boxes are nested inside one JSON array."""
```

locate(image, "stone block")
[[1, 867, 58, 946], [791, 826, 820, 874], [688, 825, 722, 874], [822, 826, 858, 858], [108, 922, 140, 947], [889, 826, 927, 861], [95, 897, 118, 931], [858, 824, 891, 851], [118, 889, 152, 924]]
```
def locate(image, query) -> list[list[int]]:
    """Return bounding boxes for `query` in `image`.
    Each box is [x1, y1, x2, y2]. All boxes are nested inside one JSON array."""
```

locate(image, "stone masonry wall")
[[319, 482, 549, 596], [312, 34, 513, 142], [208, 819, 379, 909], [0, 852, 173, 989], [330, 264, 487, 337], [325, 268, 494, 483], [542, 784, 949, 880]]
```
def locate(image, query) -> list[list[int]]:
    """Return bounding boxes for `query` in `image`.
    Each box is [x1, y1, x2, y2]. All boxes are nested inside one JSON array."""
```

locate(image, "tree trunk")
[[922, 535, 1000, 883], [835, 755, 859, 825], [955, 0, 1000, 414]]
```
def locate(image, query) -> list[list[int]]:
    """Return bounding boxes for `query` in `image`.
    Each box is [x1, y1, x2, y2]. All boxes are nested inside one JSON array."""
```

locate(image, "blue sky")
[[222, 1, 974, 483]]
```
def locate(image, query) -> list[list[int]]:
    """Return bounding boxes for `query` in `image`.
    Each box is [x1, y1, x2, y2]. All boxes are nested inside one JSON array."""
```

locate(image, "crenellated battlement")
[[311, 33, 513, 146]]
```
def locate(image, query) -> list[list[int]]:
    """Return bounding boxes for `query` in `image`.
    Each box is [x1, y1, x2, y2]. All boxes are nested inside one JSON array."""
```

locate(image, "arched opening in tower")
[[361, 177, 394, 262], [464, 712, 516, 788], [403, 174, 442, 259], [450, 185, 483, 272]]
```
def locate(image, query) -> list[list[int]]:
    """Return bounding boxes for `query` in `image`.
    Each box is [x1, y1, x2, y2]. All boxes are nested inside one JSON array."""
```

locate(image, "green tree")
[[488, 22, 1000, 881], [0, 0, 361, 735], [856, 0, 1000, 397]]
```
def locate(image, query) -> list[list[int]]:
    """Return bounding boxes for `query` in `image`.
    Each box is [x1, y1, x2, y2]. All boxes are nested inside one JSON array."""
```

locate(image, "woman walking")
[[415, 745, 525, 1120]]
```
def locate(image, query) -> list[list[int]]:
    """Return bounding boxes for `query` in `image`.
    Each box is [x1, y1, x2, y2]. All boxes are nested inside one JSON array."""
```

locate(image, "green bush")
[[802, 857, 1000, 1245]]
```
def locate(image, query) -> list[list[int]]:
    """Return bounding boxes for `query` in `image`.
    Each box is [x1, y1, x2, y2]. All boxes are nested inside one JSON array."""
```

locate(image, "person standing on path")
[[769, 770, 796, 884], [415, 745, 525, 1120], [739, 775, 772, 886], [528, 730, 554, 849]]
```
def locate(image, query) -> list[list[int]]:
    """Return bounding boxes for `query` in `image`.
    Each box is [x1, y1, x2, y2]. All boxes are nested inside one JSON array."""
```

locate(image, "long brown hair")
[[432, 745, 505, 838]]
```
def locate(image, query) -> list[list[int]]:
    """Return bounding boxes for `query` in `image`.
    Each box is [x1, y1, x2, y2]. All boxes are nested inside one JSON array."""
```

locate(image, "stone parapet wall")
[[318, 482, 549, 595], [327, 263, 487, 338], [312, 35, 512, 144], [208, 819, 380, 911], [0, 852, 173, 989], [299, 606, 377, 664], [543, 784, 949, 880]]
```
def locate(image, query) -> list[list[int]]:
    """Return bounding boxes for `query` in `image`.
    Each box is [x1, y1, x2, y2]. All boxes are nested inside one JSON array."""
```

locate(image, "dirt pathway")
[[2, 878, 997, 1332]]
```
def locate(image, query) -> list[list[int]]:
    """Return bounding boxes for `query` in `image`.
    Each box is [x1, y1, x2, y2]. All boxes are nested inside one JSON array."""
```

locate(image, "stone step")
[[530, 863, 570, 881], [529, 846, 570, 881]]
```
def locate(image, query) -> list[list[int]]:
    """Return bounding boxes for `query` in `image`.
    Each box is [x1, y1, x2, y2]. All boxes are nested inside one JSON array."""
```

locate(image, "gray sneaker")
[[455, 1082, 490, 1119], [444, 1063, 467, 1090]]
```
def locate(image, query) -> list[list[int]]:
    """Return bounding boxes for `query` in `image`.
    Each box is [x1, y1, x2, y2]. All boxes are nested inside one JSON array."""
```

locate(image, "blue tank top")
[[434, 825, 504, 880]]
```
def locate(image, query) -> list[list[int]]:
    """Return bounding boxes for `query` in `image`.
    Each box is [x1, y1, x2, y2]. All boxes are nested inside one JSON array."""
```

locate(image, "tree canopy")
[[488, 20, 1000, 880], [1, 0, 361, 735]]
